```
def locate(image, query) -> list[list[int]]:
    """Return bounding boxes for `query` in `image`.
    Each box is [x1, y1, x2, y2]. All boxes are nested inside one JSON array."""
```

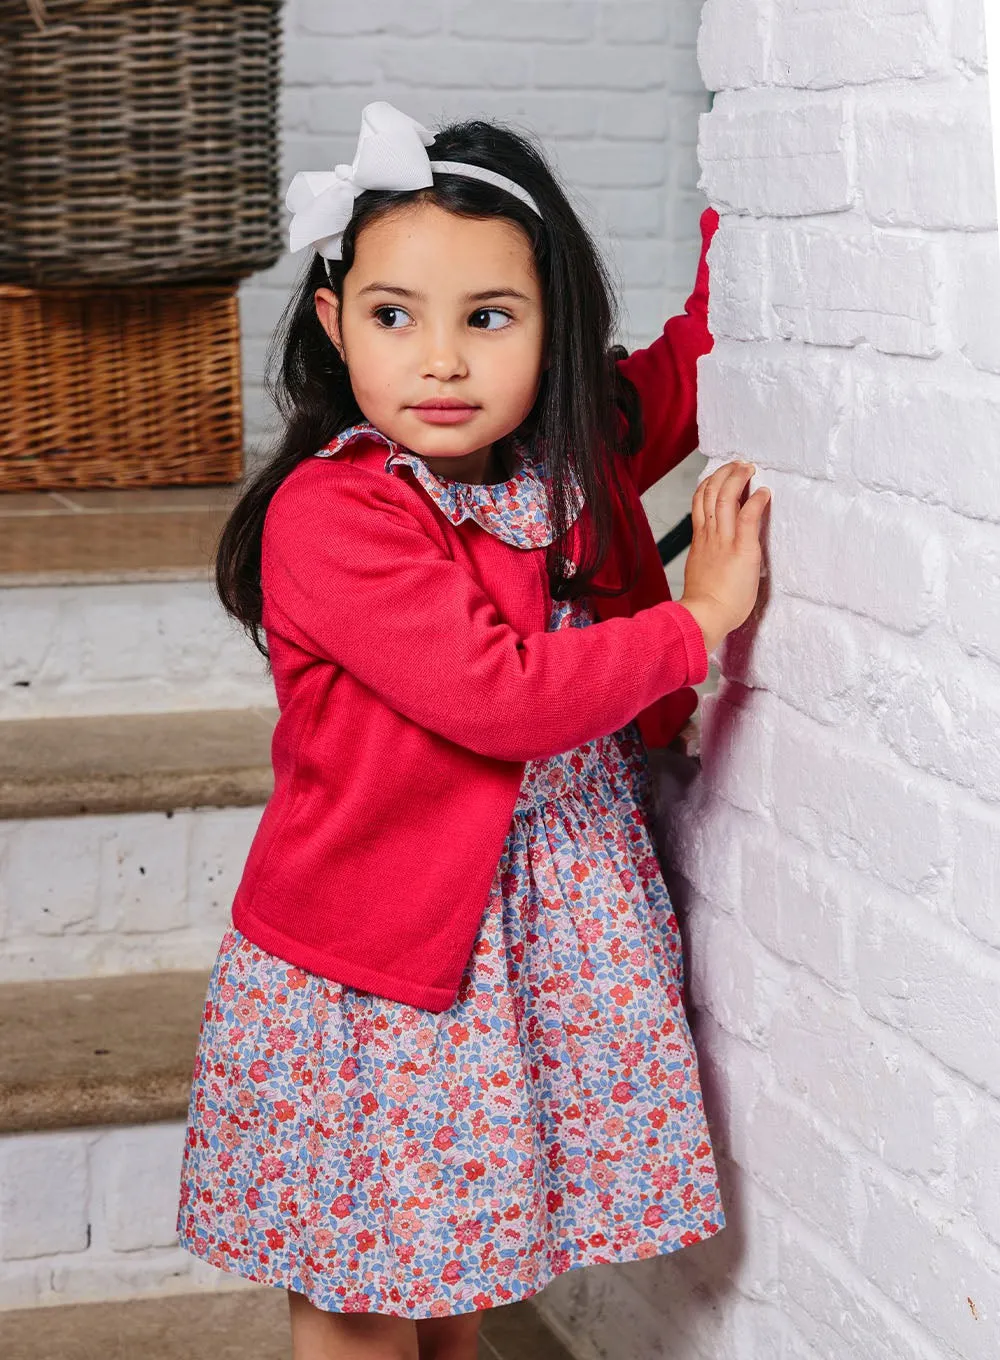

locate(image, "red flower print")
[[681, 1231, 701, 1247], [331, 1194, 355, 1218], [695, 1141, 712, 1158], [610, 984, 633, 1006], [338, 1056, 359, 1081], [648, 1107, 668, 1129], [570, 863, 590, 883], [245, 1187, 262, 1210], [441, 1260, 462, 1284], [267, 1024, 296, 1052], [273, 1100, 296, 1122], [546, 1190, 563, 1213], [611, 1081, 635, 1104], [491, 1071, 510, 1087], [448, 1023, 469, 1043], [432, 1126, 456, 1150], [260, 1155, 285, 1180], [248, 1060, 270, 1083], [356, 1230, 377, 1252], [286, 968, 308, 989], [643, 1205, 666, 1228], [653, 1164, 680, 1191], [350, 1153, 375, 1180], [265, 1228, 285, 1250], [360, 1092, 377, 1115], [463, 1159, 486, 1181]]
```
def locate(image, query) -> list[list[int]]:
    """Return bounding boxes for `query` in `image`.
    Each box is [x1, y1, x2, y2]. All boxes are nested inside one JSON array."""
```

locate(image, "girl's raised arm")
[[616, 206, 719, 497], [262, 463, 709, 764]]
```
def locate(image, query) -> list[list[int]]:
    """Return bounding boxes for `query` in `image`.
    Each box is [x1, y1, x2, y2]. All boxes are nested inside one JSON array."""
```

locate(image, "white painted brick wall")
[[0, 1124, 250, 1308], [239, 0, 711, 457], [536, 1, 1000, 1357], [0, 806, 262, 982]]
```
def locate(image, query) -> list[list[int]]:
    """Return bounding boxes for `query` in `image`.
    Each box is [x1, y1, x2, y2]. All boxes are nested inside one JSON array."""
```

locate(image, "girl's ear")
[[314, 287, 346, 363]]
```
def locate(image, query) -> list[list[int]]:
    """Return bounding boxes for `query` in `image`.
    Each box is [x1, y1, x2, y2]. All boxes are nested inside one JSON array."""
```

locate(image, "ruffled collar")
[[317, 421, 584, 552]]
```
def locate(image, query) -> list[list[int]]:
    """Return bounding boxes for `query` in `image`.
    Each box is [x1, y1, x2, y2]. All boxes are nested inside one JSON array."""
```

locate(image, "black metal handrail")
[[657, 514, 693, 566]]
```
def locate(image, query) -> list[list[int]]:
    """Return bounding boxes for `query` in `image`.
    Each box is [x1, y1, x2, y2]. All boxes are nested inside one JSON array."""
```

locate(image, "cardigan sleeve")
[[262, 462, 709, 764], [616, 206, 719, 498]]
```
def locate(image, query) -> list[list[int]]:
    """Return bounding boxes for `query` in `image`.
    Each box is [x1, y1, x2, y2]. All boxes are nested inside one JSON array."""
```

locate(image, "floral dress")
[[177, 425, 724, 1319]]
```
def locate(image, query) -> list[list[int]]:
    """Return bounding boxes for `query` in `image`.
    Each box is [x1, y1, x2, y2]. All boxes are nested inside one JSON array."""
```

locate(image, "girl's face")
[[315, 200, 546, 484]]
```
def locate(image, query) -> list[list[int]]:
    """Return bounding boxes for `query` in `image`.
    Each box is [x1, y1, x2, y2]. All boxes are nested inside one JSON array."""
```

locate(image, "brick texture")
[[536, 1, 1000, 1356]]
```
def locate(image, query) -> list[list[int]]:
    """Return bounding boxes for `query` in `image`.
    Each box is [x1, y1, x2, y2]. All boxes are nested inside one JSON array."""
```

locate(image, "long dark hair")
[[217, 116, 645, 658]]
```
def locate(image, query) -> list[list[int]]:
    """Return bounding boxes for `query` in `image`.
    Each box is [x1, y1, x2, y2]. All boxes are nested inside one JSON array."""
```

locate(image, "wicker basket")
[[0, 0, 284, 285], [0, 281, 244, 488]]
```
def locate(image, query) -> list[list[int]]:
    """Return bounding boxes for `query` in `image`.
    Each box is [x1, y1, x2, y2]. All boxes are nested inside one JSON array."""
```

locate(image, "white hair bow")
[[285, 100, 541, 261]]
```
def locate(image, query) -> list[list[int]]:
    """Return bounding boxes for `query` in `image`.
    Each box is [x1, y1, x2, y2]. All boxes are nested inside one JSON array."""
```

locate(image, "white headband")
[[285, 100, 542, 265]]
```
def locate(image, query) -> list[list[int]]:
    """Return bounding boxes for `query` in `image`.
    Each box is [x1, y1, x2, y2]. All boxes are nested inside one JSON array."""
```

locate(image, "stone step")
[[0, 487, 271, 719], [0, 1287, 574, 1359], [0, 709, 274, 982], [0, 970, 209, 1136], [0, 707, 275, 820], [0, 487, 236, 588]]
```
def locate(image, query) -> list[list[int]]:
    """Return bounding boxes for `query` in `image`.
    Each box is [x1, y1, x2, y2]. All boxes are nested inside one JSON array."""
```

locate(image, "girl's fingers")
[[700, 464, 728, 525], [713, 463, 750, 539], [712, 462, 754, 539], [695, 460, 758, 537], [736, 486, 771, 547], [702, 460, 751, 528]]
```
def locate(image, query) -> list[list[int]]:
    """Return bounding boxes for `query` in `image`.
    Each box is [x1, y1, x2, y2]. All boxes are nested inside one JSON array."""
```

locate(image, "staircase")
[[0, 488, 575, 1358]]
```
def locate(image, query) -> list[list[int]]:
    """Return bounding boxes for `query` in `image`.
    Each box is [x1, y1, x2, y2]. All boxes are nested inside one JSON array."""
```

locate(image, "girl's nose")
[[421, 329, 469, 380]]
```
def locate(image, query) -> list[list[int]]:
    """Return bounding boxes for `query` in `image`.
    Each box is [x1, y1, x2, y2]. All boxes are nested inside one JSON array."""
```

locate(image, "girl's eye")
[[373, 306, 411, 329], [469, 308, 512, 331]]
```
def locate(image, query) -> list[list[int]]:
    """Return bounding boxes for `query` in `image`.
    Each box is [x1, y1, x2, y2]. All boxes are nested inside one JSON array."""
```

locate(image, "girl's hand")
[[679, 460, 771, 654]]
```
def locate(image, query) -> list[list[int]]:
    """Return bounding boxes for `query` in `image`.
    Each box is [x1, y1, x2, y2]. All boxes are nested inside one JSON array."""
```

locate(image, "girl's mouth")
[[410, 403, 480, 425]]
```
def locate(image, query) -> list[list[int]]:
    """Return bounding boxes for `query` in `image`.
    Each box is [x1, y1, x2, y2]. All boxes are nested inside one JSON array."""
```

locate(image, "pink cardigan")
[[231, 207, 719, 1012]]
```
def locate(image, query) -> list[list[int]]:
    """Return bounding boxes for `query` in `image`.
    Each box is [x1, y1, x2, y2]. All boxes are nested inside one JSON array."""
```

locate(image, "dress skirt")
[[177, 599, 725, 1319]]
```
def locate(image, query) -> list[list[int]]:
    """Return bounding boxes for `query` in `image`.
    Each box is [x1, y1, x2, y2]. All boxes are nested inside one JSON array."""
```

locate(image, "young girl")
[[178, 101, 769, 1360]]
